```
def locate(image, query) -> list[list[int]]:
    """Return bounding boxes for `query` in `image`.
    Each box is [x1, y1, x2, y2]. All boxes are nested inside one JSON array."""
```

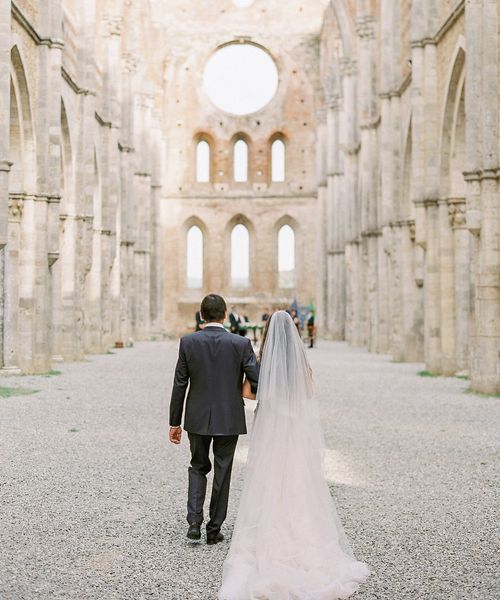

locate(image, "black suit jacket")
[[169, 326, 259, 435]]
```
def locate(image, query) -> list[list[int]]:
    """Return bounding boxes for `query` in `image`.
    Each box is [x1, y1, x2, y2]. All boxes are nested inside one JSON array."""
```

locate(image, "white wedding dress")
[[218, 311, 369, 600]]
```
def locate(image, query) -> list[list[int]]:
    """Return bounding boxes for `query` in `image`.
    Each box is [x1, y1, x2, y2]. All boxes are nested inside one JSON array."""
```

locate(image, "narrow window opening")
[[272, 139, 285, 182], [278, 224, 295, 288], [196, 140, 210, 182], [231, 224, 250, 287], [234, 139, 248, 182], [187, 225, 203, 288]]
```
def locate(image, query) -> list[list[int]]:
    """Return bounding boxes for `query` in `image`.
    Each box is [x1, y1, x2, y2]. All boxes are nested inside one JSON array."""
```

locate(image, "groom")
[[169, 294, 259, 545]]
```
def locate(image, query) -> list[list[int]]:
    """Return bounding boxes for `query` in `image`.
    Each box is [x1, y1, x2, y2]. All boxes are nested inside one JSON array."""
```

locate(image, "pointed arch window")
[[278, 224, 295, 288], [231, 224, 250, 287], [187, 225, 204, 288], [196, 140, 210, 182], [271, 139, 285, 182], [233, 139, 248, 182]]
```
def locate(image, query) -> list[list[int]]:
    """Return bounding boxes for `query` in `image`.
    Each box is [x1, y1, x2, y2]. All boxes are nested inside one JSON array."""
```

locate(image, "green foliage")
[[417, 370, 470, 381], [417, 370, 439, 378], [0, 386, 39, 398], [307, 34, 320, 53], [42, 370, 62, 377], [464, 388, 500, 399]]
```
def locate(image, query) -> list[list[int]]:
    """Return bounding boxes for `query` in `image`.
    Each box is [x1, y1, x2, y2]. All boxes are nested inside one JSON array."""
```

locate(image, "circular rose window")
[[203, 43, 279, 116]]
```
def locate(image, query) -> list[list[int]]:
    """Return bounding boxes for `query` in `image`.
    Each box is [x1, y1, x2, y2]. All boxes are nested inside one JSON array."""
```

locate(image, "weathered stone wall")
[[318, 0, 500, 394], [0, 0, 165, 373], [158, 0, 327, 333], [3, 0, 498, 394]]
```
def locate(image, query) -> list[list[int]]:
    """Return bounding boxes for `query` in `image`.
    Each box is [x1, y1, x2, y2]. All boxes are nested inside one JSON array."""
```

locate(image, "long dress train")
[[218, 311, 369, 600]]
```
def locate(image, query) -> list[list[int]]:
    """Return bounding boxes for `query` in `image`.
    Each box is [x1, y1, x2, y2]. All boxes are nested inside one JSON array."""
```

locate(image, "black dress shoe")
[[187, 523, 201, 541], [207, 532, 224, 545]]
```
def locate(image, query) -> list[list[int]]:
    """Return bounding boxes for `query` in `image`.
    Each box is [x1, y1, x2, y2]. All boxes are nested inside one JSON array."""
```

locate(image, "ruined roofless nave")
[[1, 0, 499, 394]]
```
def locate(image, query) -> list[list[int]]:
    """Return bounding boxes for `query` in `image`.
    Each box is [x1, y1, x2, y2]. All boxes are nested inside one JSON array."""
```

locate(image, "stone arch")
[[399, 0, 412, 77], [92, 148, 101, 229], [327, 0, 355, 58], [439, 40, 466, 199], [320, 4, 350, 99], [9, 45, 36, 192], [400, 117, 413, 219], [60, 99, 74, 212], [274, 213, 300, 234]]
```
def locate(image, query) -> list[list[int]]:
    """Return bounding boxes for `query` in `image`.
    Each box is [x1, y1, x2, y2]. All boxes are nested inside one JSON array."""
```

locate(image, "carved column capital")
[[326, 93, 341, 110], [339, 57, 357, 76], [316, 106, 327, 125], [356, 16, 376, 40], [448, 201, 467, 229], [103, 13, 123, 36], [122, 52, 140, 73], [0, 160, 13, 173], [8, 195, 24, 222]]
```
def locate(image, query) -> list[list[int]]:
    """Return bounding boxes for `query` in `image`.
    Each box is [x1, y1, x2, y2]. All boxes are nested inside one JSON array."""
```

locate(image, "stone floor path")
[[0, 340, 498, 600]]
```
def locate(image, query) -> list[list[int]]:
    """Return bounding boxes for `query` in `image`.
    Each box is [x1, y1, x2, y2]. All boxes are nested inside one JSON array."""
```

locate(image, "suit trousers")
[[187, 432, 239, 536]]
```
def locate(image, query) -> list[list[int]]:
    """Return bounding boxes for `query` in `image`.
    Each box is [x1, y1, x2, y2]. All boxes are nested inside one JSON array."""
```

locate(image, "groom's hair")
[[200, 294, 227, 322]]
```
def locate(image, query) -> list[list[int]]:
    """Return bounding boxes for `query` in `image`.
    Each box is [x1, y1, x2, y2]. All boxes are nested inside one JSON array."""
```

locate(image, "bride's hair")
[[258, 312, 275, 363]]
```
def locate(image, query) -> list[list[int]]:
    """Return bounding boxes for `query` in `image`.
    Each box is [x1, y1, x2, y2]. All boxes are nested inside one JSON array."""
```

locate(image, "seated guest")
[[229, 306, 242, 335]]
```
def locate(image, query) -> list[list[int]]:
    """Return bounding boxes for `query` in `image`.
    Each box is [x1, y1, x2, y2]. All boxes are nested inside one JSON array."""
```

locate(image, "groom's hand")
[[169, 426, 182, 444]]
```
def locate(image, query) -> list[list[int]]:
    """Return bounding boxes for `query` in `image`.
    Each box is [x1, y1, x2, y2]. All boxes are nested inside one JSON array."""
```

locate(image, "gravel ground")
[[0, 340, 498, 600]]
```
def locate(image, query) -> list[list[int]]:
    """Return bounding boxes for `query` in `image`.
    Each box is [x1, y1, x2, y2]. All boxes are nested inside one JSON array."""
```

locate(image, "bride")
[[218, 311, 369, 600]]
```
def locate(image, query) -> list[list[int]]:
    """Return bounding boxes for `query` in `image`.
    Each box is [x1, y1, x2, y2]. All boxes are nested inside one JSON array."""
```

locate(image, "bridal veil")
[[218, 311, 369, 600]]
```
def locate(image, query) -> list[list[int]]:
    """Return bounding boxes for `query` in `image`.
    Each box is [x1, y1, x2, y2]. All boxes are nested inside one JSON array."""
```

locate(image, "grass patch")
[[417, 370, 439, 378], [0, 386, 39, 398], [106, 350, 116, 355], [464, 388, 500, 399], [68, 427, 79, 432], [42, 369, 62, 377], [418, 370, 471, 381]]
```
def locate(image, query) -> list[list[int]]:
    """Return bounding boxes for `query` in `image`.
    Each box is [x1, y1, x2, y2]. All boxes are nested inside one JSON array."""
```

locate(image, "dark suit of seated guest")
[[229, 308, 246, 336]]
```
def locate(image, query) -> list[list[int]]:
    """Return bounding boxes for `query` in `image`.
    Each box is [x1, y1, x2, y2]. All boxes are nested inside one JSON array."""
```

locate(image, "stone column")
[[357, 11, 378, 350], [473, 173, 500, 392], [0, 0, 9, 242], [438, 199, 456, 374], [411, 3, 441, 371], [465, 0, 500, 393], [0, 0, 11, 367], [315, 105, 327, 334], [337, 58, 360, 343], [448, 201, 470, 373], [325, 95, 347, 340], [423, 200, 441, 373], [150, 180, 163, 333], [115, 52, 138, 345], [400, 221, 424, 362], [20, 0, 63, 373], [3, 196, 22, 371]]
